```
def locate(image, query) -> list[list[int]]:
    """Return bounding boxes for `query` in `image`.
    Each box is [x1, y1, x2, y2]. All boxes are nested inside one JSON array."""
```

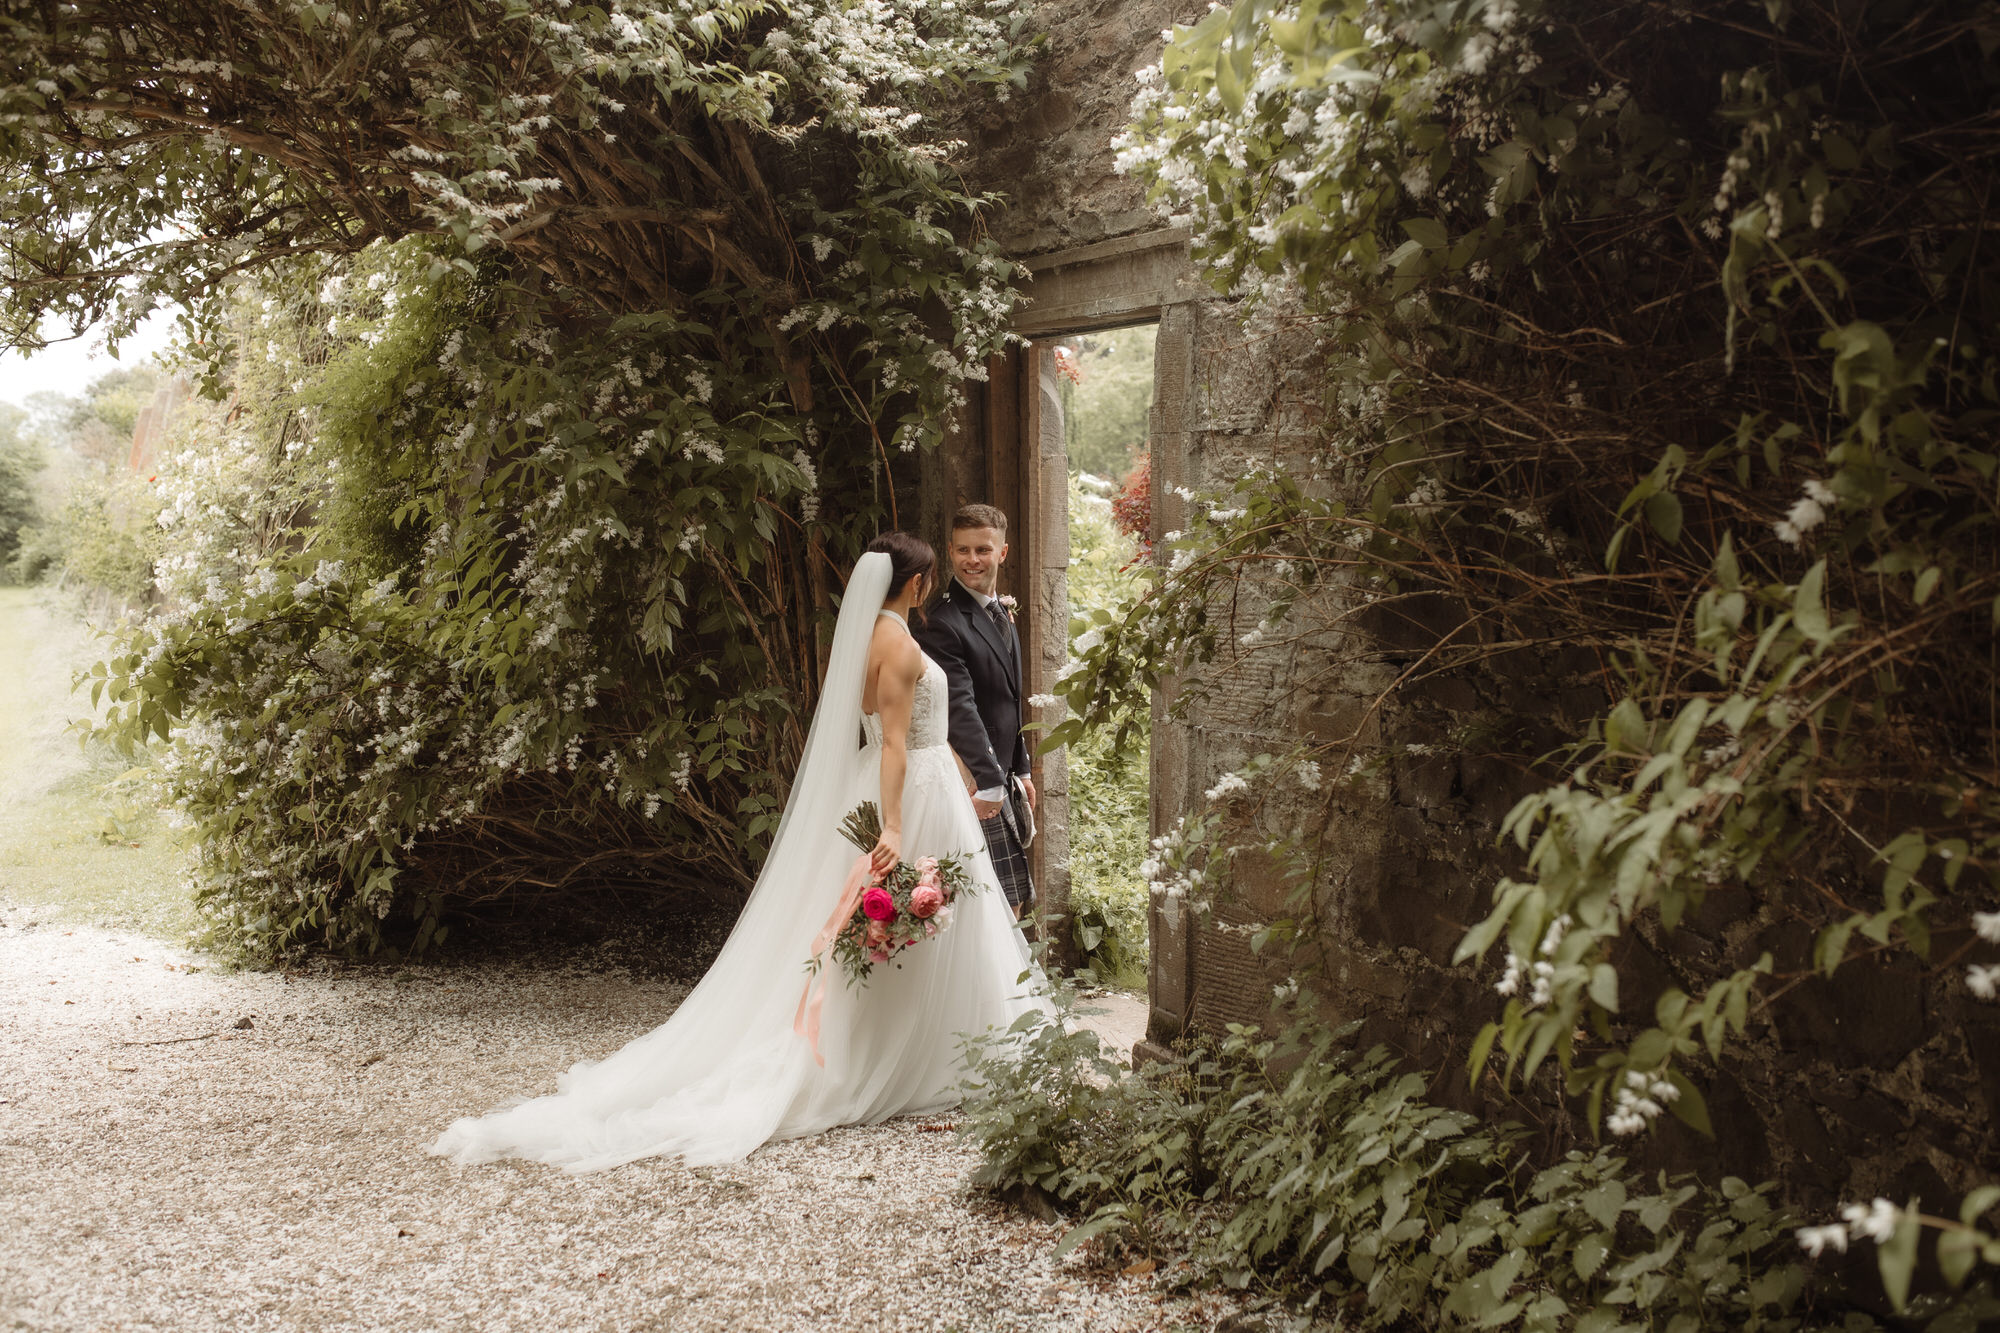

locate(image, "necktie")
[[986, 600, 1009, 631]]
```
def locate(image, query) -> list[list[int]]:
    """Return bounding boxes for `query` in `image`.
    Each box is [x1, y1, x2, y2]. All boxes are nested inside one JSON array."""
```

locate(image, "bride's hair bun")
[[868, 531, 936, 604]]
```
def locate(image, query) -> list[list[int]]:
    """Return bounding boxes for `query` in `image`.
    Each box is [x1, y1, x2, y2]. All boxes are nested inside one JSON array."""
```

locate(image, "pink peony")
[[866, 919, 891, 946], [915, 856, 939, 878], [868, 948, 890, 964], [909, 884, 945, 919], [861, 887, 896, 921]]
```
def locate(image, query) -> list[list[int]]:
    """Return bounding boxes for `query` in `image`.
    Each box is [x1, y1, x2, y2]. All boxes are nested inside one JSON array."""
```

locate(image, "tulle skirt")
[[429, 743, 1039, 1171]]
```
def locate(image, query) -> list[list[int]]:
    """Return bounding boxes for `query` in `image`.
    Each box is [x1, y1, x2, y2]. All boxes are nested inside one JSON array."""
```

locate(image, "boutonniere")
[[997, 594, 1019, 623]]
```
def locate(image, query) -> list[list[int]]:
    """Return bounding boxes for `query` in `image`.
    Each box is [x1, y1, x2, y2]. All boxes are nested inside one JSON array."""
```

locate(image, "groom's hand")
[[970, 795, 1003, 819], [1021, 776, 1037, 810]]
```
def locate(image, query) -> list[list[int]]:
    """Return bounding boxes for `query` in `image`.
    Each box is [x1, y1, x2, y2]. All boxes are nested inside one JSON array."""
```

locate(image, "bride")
[[430, 533, 1043, 1171]]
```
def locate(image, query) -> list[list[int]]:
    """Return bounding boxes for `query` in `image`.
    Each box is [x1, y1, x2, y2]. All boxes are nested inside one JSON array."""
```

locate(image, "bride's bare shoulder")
[[870, 619, 923, 675]]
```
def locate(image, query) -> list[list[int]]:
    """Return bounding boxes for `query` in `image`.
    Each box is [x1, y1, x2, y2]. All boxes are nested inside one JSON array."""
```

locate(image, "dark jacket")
[[913, 578, 1027, 792]]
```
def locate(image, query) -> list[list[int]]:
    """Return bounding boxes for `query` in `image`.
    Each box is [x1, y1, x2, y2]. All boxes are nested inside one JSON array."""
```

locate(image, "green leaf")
[[1881, 831, 1927, 904], [1793, 560, 1829, 642], [1939, 1227, 1979, 1289], [1054, 1210, 1127, 1259], [1878, 1200, 1921, 1311], [1666, 1070, 1712, 1137], [1582, 1180, 1627, 1229], [1961, 1185, 2000, 1226], [1588, 963, 1620, 1014], [1467, 1021, 1501, 1083], [1401, 217, 1448, 249], [1605, 697, 1647, 753], [1643, 491, 1684, 545], [1213, 48, 1244, 113], [1913, 566, 1942, 605], [1815, 915, 1861, 975], [1573, 1231, 1610, 1280]]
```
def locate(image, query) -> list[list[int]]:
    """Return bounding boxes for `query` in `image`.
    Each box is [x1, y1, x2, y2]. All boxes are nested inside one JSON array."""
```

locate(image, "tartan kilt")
[[979, 812, 1035, 912]]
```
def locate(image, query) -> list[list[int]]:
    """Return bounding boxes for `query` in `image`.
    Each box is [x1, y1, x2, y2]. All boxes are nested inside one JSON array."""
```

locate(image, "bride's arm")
[[870, 635, 923, 876]]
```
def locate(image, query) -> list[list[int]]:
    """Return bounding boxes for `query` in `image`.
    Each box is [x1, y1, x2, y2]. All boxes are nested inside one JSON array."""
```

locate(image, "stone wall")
[[930, 0, 1999, 1215]]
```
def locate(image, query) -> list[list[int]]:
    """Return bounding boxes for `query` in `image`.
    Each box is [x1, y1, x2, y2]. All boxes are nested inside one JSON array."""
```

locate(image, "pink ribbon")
[[793, 853, 876, 1067]]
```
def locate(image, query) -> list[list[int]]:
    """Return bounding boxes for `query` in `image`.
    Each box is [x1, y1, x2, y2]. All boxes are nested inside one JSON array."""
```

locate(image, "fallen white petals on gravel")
[[0, 902, 1237, 1332]]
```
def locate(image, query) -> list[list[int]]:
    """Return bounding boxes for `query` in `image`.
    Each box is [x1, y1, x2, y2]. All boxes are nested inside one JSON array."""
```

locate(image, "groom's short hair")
[[950, 503, 1009, 535]]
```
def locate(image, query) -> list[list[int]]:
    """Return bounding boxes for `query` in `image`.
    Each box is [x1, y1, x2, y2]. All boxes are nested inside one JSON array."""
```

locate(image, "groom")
[[914, 503, 1037, 919]]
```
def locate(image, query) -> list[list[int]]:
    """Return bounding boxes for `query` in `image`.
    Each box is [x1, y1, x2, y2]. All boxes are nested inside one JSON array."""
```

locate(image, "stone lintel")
[[1012, 228, 1205, 338]]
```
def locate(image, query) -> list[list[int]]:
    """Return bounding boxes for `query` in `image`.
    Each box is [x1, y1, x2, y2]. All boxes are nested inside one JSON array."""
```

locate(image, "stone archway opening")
[[925, 227, 1206, 1049], [1042, 324, 1157, 989]]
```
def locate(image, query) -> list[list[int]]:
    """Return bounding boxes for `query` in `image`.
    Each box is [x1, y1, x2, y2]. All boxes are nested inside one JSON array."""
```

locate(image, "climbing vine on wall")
[[1043, 0, 2000, 1313]]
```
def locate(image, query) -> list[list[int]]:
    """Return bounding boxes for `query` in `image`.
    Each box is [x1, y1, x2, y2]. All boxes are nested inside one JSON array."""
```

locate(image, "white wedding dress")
[[430, 554, 1041, 1171]]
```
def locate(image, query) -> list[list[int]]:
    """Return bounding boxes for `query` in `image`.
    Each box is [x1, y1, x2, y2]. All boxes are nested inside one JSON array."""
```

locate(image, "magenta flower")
[[861, 887, 896, 921]]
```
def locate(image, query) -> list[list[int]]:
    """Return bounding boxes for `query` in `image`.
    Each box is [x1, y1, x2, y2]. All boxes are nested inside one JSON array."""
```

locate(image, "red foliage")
[[1112, 453, 1152, 560], [1053, 344, 1083, 386]]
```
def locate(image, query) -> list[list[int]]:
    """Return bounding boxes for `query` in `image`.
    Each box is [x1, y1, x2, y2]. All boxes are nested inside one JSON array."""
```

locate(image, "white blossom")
[[1841, 1198, 1903, 1245], [1204, 771, 1250, 802]]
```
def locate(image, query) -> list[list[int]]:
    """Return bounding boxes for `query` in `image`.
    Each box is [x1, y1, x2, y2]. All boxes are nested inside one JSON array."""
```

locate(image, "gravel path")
[[0, 902, 1226, 1333]]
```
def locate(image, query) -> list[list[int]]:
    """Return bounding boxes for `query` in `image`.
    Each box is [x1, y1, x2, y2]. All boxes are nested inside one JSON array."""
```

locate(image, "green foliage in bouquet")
[[817, 798, 979, 985], [7, 0, 1040, 959]]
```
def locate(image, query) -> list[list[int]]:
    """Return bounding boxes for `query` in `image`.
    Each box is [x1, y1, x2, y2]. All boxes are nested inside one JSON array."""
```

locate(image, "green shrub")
[[964, 994, 1837, 1331], [32, 0, 1037, 961], [14, 467, 157, 604], [1060, 475, 1152, 985]]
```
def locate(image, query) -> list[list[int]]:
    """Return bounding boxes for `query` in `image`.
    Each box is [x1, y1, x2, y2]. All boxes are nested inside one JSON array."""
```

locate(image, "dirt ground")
[[0, 901, 1225, 1333]]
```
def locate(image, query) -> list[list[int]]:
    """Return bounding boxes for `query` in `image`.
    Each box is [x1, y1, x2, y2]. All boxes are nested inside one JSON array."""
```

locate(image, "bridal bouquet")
[[816, 802, 981, 985]]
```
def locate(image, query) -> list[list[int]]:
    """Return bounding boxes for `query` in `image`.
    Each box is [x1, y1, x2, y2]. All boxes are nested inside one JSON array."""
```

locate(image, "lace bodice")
[[861, 613, 949, 752]]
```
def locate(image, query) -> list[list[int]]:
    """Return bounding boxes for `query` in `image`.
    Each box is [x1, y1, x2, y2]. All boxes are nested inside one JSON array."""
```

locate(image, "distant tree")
[[0, 402, 41, 575], [61, 365, 159, 465], [1060, 326, 1155, 480]]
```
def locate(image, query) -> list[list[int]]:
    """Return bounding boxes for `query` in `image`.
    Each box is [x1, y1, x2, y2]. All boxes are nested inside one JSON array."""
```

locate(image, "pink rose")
[[861, 887, 896, 921], [868, 948, 890, 964], [866, 919, 891, 946], [915, 856, 939, 878], [910, 884, 945, 919]]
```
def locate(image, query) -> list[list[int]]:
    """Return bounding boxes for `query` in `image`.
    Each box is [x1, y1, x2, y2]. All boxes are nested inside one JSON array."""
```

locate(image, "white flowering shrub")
[[1033, 0, 2000, 1320], [25, 0, 1036, 958]]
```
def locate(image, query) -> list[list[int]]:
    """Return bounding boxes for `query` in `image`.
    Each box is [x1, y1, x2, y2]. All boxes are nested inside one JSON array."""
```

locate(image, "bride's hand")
[[870, 827, 902, 877]]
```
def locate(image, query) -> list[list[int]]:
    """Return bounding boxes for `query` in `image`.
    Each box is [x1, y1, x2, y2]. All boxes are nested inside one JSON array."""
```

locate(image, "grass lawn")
[[0, 586, 192, 939]]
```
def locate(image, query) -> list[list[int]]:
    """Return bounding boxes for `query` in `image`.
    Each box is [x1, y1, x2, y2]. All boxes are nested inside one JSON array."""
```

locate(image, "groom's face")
[[949, 526, 1008, 597]]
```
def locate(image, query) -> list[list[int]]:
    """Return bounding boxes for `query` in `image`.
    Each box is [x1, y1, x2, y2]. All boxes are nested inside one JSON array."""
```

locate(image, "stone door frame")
[[1002, 226, 1209, 1056]]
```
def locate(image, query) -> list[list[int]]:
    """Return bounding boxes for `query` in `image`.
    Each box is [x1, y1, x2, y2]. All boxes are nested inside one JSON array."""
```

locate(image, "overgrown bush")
[[1036, 0, 2000, 1314], [6, 0, 1037, 958], [13, 466, 157, 602], [963, 993, 1835, 1331]]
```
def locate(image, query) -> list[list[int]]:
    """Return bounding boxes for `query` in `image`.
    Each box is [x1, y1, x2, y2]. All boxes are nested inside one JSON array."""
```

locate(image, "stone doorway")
[[926, 227, 1210, 1048]]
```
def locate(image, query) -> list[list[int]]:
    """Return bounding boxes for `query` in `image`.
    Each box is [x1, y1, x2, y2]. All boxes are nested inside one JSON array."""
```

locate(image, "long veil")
[[432, 552, 895, 1170]]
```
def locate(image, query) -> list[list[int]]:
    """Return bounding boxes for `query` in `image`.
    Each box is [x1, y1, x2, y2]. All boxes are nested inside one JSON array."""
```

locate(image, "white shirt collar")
[[954, 577, 996, 608]]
